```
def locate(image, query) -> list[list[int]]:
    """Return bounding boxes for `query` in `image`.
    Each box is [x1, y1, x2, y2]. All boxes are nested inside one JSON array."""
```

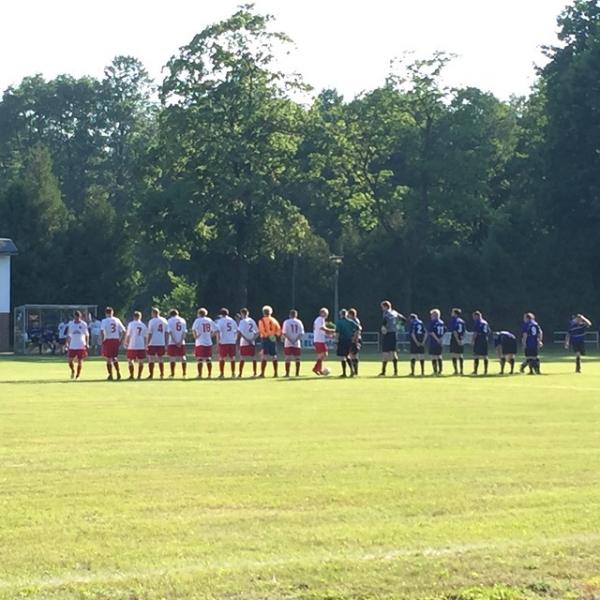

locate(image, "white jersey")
[[101, 316, 126, 340], [147, 316, 168, 346], [126, 320, 148, 350], [313, 316, 328, 343], [282, 318, 305, 348], [192, 317, 216, 347], [67, 320, 89, 350], [238, 317, 258, 347], [216, 315, 238, 345], [58, 322, 68, 339], [167, 316, 187, 345]]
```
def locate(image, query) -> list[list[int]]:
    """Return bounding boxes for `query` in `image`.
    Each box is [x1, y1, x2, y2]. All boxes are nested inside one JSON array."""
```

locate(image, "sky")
[[0, 0, 569, 100]]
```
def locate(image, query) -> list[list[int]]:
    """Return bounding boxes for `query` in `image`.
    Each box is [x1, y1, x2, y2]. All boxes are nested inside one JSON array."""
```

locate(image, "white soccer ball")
[[321, 367, 331, 376]]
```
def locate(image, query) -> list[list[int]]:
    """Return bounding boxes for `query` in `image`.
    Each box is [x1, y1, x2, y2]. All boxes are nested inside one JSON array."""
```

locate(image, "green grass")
[[1, 355, 600, 599]]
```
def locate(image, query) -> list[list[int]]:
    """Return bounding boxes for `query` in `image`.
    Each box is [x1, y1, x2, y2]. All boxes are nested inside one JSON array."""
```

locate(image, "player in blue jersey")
[[471, 311, 490, 376], [428, 309, 445, 376], [564, 314, 592, 373], [449, 308, 466, 376], [494, 331, 517, 375], [408, 313, 427, 376], [521, 313, 543, 374]]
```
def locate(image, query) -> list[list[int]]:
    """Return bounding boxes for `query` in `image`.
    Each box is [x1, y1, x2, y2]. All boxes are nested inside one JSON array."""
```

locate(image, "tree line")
[[1, 1, 600, 333]]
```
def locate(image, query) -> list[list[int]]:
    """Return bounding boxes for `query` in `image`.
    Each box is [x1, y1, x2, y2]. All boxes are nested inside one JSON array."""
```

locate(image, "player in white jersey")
[[100, 306, 126, 380], [146, 307, 168, 379], [216, 308, 238, 378], [282, 309, 305, 377], [124, 311, 148, 380], [237, 307, 258, 377], [167, 309, 188, 378], [312, 307, 335, 376], [192, 308, 217, 378], [65, 310, 89, 380]]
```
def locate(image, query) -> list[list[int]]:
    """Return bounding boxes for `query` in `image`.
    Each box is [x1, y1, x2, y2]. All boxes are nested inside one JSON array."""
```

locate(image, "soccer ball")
[[321, 367, 331, 376]]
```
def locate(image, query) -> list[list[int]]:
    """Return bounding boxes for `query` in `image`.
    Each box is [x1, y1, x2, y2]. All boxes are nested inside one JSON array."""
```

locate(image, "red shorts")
[[219, 344, 236, 359], [147, 345, 166, 357], [102, 339, 120, 359], [68, 348, 87, 360], [240, 345, 256, 357], [314, 342, 328, 354], [127, 349, 147, 360], [167, 344, 186, 357], [195, 345, 212, 359], [284, 346, 301, 357]]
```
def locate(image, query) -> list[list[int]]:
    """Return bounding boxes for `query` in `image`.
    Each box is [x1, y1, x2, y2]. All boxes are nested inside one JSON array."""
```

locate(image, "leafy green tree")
[[0, 145, 69, 304], [154, 5, 311, 308]]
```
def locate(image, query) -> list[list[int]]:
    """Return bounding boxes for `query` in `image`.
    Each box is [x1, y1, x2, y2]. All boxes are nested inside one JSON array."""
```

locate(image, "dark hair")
[[381, 300, 391, 310], [219, 307, 229, 317], [240, 307, 249, 316], [473, 310, 482, 319], [105, 307, 113, 315], [134, 311, 142, 319], [452, 308, 462, 317], [348, 308, 357, 318], [289, 309, 298, 318], [151, 307, 160, 316], [73, 310, 81, 318], [169, 309, 179, 317], [409, 313, 418, 320]]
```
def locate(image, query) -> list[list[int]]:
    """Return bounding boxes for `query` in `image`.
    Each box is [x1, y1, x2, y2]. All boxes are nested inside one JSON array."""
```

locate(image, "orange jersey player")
[[258, 305, 281, 377]]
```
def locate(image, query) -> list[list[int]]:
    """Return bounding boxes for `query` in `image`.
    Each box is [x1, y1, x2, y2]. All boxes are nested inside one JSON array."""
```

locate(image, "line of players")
[[63, 305, 349, 380], [380, 303, 592, 377], [62, 302, 592, 380]]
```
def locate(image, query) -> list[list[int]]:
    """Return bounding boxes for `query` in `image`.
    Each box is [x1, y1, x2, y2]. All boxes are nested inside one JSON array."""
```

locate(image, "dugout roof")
[[0, 238, 17, 255]]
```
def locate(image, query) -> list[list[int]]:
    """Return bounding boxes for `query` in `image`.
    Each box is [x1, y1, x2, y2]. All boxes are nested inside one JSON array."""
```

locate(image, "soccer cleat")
[[128, 375, 134, 380], [312, 368, 321, 376], [377, 372, 386, 377], [106, 375, 113, 381]]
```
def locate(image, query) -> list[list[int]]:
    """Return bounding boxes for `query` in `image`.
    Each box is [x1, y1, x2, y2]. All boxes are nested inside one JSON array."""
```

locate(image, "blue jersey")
[[568, 320, 588, 342], [410, 319, 426, 342], [429, 319, 445, 340], [450, 317, 466, 339], [473, 318, 490, 338], [494, 331, 515, 347], [525, 321, 542, 348]]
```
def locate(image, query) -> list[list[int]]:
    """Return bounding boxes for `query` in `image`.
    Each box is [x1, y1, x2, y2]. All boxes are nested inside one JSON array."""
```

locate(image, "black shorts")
[[337, 339, 352, 357], [525, 346, 538, 358], [572, 340, 585, 355], [410, 339, 426, 355], [501, 339, 518, 355], [382, 332, 397, 353], [473, 339, 488, 357], [260, 338, 277, 357], [429, 341, 442, 357], [450, 337, 464, 354]]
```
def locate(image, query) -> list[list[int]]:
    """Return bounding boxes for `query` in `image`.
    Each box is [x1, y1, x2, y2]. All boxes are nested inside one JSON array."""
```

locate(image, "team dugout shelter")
[[13, 304, 98, 355]]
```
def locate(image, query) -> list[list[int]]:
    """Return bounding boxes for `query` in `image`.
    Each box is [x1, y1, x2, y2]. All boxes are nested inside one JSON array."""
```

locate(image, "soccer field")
[[1, 356, 599, 599]]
